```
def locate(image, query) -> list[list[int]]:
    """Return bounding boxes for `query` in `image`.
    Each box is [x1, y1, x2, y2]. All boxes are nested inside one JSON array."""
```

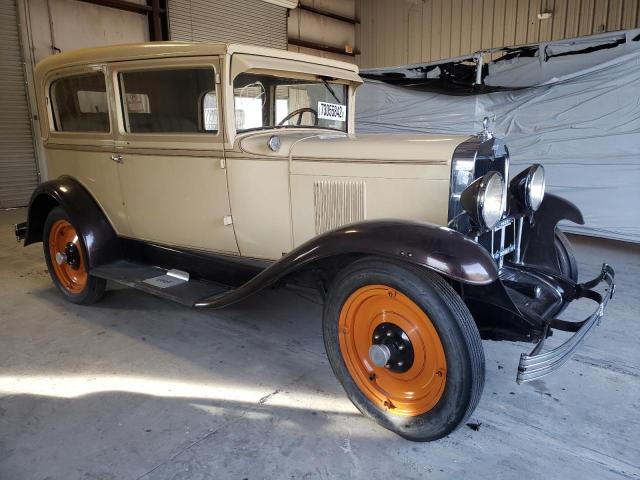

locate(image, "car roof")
[[35, 41, 360, 76]]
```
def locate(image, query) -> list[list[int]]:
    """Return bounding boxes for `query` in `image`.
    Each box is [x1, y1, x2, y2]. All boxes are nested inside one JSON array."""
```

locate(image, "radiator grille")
[[314, 180, 366, 234]]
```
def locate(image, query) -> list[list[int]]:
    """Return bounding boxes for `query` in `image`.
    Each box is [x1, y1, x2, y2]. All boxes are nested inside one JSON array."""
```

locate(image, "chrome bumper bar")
[[517, 264, 615, 383]]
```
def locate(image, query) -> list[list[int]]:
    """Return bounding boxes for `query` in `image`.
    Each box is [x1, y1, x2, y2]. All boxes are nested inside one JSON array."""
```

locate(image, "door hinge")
[[220, 158, 226, 169], [223, 215, 233, 226], [215, 73, 221, 84]]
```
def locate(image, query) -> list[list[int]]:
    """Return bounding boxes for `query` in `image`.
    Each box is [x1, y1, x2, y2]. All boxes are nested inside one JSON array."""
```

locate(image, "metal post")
[[491, 228, 495, 257], [515, 217, 524, 263], [474, 53, 483, 85], [151, 0, 162, 41], [499, 224, 506, 269]]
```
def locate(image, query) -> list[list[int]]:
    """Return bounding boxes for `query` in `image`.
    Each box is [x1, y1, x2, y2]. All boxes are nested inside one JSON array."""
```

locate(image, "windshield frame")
[[230, 69, 353, 136]]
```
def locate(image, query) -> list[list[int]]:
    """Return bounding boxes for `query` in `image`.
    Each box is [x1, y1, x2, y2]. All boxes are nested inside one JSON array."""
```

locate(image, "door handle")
[[110, 154, 123, 163]]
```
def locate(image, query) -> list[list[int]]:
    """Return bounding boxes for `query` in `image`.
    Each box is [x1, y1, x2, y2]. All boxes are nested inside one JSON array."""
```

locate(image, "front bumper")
[[516, 263, 615, 383]]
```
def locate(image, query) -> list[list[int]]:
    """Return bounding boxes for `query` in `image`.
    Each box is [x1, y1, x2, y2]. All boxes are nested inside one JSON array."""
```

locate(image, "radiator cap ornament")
[[480, 116, 494, 140]]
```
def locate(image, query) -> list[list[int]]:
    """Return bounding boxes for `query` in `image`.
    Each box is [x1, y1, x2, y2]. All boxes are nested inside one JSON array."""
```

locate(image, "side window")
[[203, 92, 218, 131], [50, 73, 109, 133], [233, 79, 265, 130], [118, 68, 217, 134]]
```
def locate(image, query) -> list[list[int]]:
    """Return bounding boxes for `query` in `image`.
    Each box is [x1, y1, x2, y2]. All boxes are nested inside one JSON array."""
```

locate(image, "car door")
[[110, 57, 238, 254], [42, 66, 132, 236]]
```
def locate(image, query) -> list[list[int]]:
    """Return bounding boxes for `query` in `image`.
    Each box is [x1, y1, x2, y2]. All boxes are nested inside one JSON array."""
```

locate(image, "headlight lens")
[[482, 173, 506, 228], [509, 164, 546, 211], [527, 165, 545, 210], [460, 171, 506, 230]]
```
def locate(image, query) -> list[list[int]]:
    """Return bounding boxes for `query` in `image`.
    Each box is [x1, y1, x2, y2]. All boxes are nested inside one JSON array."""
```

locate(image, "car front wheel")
[[323, 258, 485, 441], [554, 229, 578, 282]]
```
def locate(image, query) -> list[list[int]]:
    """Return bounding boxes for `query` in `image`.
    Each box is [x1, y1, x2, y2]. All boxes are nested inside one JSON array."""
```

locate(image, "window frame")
[[230, 68, 352, 136], [231, 70, 351, 135], [110, 58, 222, 146], [44, 66, 114, 141]]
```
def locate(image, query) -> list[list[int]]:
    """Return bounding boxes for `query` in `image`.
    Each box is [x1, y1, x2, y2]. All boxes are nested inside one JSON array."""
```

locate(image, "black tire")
[[43, 206, 107, 305], [323, 258, 485, 441], [554, 229, 578, 282]]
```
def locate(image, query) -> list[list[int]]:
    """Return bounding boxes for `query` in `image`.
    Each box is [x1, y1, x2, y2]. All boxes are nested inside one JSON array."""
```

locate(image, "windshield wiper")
[[320, 76, 341, 104]]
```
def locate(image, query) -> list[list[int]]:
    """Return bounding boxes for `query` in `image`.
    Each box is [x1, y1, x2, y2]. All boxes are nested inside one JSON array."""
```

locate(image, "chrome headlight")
[[510, 164, 546, 211], [460, 171, 506, 230]]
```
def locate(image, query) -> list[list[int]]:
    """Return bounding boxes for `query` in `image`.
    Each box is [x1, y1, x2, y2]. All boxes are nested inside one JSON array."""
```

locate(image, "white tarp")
[[485, 30, 635, 87], [356, 44, 640, 243]]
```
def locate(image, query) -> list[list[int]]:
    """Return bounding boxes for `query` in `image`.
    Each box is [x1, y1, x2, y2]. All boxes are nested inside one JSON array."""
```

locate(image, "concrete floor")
[[0, 208, 638, 480]]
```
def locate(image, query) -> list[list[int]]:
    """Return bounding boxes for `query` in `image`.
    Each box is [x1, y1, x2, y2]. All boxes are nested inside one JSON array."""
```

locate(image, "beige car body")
[[27, 43, 617, 439], [34, 42, 469, 261]]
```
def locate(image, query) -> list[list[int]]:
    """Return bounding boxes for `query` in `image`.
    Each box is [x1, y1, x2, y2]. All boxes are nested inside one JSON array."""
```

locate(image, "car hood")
[[237, 130, 471, 165]]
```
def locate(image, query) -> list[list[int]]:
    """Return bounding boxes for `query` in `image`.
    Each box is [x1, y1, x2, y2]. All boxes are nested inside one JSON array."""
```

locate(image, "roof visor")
[[230, 53, 363, 84]]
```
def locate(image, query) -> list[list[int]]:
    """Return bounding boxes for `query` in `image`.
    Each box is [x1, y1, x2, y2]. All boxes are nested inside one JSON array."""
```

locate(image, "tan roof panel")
[[35, 41, 359, 77]]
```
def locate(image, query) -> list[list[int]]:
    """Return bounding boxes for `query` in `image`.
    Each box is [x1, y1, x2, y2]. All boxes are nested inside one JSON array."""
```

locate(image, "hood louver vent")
[[314, 180, 366, 234]]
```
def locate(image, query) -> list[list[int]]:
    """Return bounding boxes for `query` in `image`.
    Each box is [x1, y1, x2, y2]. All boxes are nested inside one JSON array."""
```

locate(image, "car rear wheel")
[[323, 258, 485, 441], [43, 206, 106, 304]]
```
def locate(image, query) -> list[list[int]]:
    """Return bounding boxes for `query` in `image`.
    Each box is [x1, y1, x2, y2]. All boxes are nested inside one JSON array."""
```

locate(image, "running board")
[[91, 260, 231, 307]]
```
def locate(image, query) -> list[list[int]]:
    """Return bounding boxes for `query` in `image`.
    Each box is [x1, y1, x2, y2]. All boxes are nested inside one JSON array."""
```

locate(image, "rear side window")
[[118, 68, 217, 134], [50, 73, 109, 133]]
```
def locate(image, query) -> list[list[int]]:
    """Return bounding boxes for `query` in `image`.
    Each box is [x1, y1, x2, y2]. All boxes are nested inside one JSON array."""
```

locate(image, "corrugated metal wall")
[[0, 0, 38, 208], [358, 0, 640, 68], [168, 0, 288, 49]]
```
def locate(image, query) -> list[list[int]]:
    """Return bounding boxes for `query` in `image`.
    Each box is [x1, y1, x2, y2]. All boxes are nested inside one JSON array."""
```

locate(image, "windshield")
[[233, 73, 348, 133]]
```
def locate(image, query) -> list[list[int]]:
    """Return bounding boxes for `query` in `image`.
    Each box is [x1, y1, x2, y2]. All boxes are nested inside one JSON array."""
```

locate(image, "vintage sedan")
[[15, 42, 615, 441]]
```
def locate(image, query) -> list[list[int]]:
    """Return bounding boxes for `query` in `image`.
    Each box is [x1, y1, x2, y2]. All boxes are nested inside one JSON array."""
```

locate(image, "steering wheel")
[[277, 107, 318, 126]]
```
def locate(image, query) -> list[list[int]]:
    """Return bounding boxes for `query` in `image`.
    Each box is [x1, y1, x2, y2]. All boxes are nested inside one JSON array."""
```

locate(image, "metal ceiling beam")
[[297, 4, 359, 25], [74, 0, 167, 40], [75, 0, 160, 14]]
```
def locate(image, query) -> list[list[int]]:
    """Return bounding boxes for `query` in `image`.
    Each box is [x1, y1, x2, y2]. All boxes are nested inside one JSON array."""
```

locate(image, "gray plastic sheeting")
[[356, 51, 640, 243]]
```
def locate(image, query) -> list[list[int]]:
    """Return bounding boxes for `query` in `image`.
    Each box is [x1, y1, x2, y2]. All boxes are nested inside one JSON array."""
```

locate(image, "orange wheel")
[[48, 219, 88, 294], [43, 207, 106, 304], [338, 285, 447, 416], [323, 259, 484, 441]]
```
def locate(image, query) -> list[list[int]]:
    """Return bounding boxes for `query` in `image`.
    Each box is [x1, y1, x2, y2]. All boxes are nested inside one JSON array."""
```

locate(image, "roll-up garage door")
[[168, 0, 287, 49], [0, 0, 38, 208]]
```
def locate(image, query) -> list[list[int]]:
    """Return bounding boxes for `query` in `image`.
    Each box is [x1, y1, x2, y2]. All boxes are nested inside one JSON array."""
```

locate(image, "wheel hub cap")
[[63, 242, 81, 269], [368, 344, 391, 367], [370, 322, 414, 372], [55, 251, 67, 265]]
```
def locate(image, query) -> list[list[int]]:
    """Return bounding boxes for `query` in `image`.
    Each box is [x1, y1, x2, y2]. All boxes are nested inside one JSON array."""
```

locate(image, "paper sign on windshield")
[[317, 102, 346, 122]]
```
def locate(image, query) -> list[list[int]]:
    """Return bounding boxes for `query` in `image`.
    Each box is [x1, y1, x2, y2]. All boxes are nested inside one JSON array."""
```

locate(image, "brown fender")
[[520, 193, 584, 274], [195, 219, 498, 307], [23, 176, 122, 268]]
